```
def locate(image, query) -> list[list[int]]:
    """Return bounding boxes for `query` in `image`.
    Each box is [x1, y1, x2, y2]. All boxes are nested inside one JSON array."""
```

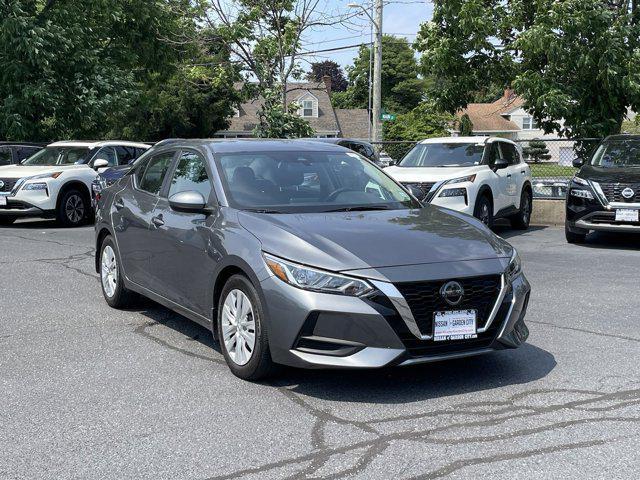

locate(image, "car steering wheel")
[[323, 187, 362, 202]]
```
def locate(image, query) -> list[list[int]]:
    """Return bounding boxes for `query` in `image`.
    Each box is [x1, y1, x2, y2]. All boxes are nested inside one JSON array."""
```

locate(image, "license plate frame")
[[433, 309, 478, 342], [615, 208, 639, 223]]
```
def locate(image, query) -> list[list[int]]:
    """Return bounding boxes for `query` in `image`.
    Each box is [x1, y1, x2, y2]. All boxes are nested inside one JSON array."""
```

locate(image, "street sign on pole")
[[381, 113, 396, 121]]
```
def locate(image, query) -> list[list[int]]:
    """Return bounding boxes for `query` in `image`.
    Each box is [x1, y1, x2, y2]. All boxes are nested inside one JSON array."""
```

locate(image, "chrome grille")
[[0, 178, 18, 193], [402, 182, 436, 202]]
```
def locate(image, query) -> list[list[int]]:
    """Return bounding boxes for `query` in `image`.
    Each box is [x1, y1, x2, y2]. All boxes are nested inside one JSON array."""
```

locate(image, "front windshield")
[[217, 151, 419, 213], [22, 147, 91, 166], [399, 143, 484, 167], [590, 139, 640, 168]]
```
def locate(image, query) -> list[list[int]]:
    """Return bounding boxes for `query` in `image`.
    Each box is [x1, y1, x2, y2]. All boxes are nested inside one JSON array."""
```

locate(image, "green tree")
[[306, 61, 348, 92], [522, 139, 551, 163], [0, 0, 196, 141], [458, 113, 473, 136], [253, 88, 314, 138], [382, 102, 453, 160], [417, 0, 640, 140], [342, 36, 424, 115]]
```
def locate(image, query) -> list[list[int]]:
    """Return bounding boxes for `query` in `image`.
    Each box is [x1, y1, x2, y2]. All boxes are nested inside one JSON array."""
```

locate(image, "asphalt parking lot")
[[1, 220, 639, 479]]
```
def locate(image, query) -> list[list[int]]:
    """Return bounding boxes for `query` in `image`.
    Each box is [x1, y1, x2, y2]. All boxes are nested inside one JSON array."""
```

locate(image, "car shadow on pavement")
[[492, 223, 549, 239], [274, 343, 556, 404], [578, 231, 640, 251], [137, 299, 555, 404]]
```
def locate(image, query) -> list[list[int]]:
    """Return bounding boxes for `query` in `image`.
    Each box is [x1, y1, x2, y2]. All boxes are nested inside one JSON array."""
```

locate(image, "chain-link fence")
[[373, 138, 602, 199]]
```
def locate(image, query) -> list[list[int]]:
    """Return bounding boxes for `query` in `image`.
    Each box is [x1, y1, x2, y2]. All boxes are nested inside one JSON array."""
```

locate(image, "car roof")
[[604, 134, 640, 141], [0, 141, 45, 147], [299, 138, 371, 145], [47, 140, 152, 149], [151, 138, 356, 154], [418, 136, 516, 146]]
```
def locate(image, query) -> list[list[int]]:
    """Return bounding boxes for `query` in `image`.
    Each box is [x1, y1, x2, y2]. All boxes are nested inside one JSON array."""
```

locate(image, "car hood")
[[579, 165, 640, 184], [238, 207, 512, 272], [0, 164, 88, 179], [384, 165, 485, 183]]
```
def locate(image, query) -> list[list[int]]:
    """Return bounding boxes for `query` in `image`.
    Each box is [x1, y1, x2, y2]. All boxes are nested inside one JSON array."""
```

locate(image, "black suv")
[[566, 135, 640, 243]]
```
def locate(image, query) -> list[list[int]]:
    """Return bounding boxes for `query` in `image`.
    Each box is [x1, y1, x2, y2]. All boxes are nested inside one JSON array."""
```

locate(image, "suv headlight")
[[264, 253, 374, 297], [444, 174, 476, 185], [507, 249, 522, 281], [572, 176, 589, 186]]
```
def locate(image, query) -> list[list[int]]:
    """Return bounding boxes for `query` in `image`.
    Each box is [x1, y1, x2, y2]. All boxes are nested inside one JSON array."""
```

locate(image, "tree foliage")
[[522, 139, 551, 163], [306, 60, 348, 92], [253, 88, 314, 138], [340, 36, 424, 115], [417, 0, 640, 139], [383, 103, 453, 160], [458, 113, 473, 136]]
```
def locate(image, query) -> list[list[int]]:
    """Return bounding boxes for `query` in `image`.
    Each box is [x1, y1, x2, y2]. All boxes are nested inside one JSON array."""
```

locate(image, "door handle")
[[151, 215, 164, 227], [507, 174, 512, 178], [113, 198, 124, 210], [521, 170, 526, 175]]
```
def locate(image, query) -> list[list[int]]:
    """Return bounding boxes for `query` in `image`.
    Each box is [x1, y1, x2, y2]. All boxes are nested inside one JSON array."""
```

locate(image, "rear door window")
[[137, 151, 175, 195]]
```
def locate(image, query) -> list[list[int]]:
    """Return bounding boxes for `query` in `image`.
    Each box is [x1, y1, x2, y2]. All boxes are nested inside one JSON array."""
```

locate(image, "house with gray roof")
[[215, 78, 371, 140]]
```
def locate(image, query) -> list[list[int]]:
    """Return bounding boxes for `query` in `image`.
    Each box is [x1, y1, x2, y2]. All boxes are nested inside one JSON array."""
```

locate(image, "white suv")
[[385, 137, 533, 229], [0, 141, 150, 227]]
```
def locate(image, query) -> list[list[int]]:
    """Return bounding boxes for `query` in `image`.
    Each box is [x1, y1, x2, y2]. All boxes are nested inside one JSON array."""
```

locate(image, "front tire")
[[217, 275, 275, 381], [57, 189, 88, 227], [99, 235, 138, 308], [510, 188, 532, 230], [473, 194, 494, 227]]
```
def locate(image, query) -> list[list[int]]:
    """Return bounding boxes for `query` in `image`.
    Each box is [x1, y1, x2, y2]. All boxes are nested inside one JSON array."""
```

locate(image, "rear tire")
[[473, 194, 494, 228], [510, 188, 532, 230], [565, 223, 587, 244], [57, 189, 89, 227], [0, 217, 15, 226], [99, 235, 138, 308], [217, 275, 275, 381]]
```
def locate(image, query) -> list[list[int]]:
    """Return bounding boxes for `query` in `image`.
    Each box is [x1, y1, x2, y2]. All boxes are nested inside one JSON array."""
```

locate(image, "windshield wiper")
[[243, 208, 284, 214], [324, 205, 391, 212]]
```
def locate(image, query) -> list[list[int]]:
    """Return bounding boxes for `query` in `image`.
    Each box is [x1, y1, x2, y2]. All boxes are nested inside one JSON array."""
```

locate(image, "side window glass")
[[138, 151, 175, 195], [485, 144, 500, 168], [115, 146, 136, 165], [501, 143, 518, 165], [94, 147, 117, 167], [168, 152, 212, 201], [0, 147, 12, 166]]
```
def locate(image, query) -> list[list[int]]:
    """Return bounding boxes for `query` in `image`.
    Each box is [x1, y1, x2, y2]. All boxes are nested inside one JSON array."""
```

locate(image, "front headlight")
[[570, 189, 594, 199], [507, 249, 522, 281], [444, 174, 476, 185], [572, 176, 589, 186], [22, 182, 48, 191], [263, 253, 374, 297]]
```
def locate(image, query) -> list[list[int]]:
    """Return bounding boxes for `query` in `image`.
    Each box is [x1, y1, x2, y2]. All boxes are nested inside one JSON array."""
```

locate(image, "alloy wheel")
[[101, 245, 118, 298], [65, 194, 85, 224], [221, 289, 256, 366]]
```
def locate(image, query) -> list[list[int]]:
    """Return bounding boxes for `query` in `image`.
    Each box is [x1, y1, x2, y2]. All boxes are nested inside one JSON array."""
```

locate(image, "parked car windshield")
[[217, 151, 419, 213], [399, 143, 484, 167], [22, 147, 92, 166], [590, 139, 640, 168]]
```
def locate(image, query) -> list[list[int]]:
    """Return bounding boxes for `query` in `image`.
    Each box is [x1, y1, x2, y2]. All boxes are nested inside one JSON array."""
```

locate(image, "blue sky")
[[300, 0, 434, 71]]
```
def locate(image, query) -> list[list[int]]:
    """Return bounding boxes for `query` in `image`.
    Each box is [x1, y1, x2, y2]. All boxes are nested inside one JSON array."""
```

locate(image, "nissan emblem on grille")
[[622, 187, 635, 199], [0, 180, 4, 190], [440, 281, 465, 306]]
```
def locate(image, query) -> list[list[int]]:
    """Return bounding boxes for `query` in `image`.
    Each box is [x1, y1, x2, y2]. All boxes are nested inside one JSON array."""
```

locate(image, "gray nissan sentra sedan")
[[95, 139, 531, 380]]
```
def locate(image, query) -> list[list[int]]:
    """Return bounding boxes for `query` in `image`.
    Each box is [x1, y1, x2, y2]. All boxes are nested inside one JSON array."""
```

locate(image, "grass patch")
[[530, 163, 577, 178]]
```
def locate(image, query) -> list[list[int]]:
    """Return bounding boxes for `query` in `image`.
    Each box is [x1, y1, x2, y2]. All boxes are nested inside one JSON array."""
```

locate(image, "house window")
[[522, 116, 538, 130], [302, 100, 314, 117]]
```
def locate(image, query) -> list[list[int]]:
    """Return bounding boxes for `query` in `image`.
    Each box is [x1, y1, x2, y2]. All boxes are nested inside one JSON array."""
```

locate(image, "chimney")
[[322, 75, 332, 94], [504, 87, 514, 100]]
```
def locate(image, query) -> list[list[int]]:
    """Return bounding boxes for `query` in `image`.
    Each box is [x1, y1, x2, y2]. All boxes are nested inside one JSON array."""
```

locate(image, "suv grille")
[[598, 182, 640, 203], [402, 182, 436, 202], [0, 178, 18, 193]]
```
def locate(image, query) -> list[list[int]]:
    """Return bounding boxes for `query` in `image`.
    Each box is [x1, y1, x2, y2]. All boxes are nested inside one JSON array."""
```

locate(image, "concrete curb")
[[531, 199, 565, 226]]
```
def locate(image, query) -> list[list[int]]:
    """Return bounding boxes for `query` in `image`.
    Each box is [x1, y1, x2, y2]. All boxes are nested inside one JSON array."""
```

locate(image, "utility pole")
[[348, 2, 383, 144], [372, 0, 383, 145]]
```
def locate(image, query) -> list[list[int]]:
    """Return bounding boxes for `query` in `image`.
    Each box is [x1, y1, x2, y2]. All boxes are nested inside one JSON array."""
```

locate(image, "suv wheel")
[[474, 194, 493, 227], [565, 223, 587, 244], [99, 235, 138, 308], [57, 189, 88, 227], [510, 188, 532, 230], [217, 275, 275, 380]]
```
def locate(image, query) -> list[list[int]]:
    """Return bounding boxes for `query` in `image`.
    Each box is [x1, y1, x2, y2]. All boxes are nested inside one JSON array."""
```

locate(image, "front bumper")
[[0, 196, 53, 218], [566, 184, 640, 233], [261, 271, 530, 369]]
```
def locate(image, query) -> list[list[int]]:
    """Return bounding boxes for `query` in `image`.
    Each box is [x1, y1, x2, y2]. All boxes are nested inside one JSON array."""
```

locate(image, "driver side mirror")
[[572, 158, 584, 168], [93, 159, 109, 171], [406, 184, 425, 200], [168, 191, 212, 214], [493, 158, 509, 170]]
